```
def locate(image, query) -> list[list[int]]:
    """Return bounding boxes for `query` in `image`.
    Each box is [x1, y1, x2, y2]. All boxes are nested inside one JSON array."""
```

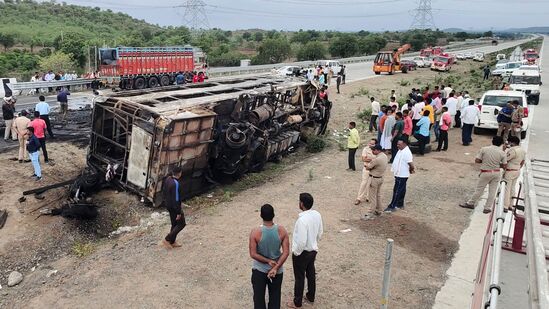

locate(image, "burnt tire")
[[148, 76, 159, 88], [134, 77, 146, 89], [160, 75, 170, 86]]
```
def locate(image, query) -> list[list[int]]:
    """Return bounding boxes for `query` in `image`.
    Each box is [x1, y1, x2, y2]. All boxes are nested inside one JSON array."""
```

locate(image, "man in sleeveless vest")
[[249, 204, 290, 309]]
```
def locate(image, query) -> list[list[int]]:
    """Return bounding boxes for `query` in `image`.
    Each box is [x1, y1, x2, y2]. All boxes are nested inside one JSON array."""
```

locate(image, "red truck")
[[420, 46, 444, 58], [99, 46, 206, 90], [430, 53, 455, 72], [523, 49, 539, 64]]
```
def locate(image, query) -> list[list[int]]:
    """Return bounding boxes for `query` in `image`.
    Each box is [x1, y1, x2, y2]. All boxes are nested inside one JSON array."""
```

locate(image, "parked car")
[[473, 52, 485, 62], [518, 64, 542, 72], [275, 66, 303, 77], [492, 61, 523, 76], [496, 54, 506, 61], [400, 60, 417, 71], [456, 53, 466, 60], [413, 56, 432, 68], [475, 90, 529, 139], [464, 52, 474, 59], [315, 60, 342, 75], [495, 59, 510, 70], [509, 68, 542, 105]]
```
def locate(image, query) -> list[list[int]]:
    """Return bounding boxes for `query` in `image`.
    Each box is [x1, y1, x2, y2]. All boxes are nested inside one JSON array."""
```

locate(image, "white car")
[[464, 52, 474, 59], [519, 64, 542, 72], [495, 59, 509, 69], [275, 66, 302, 77], [473, 52, 484, 62], [492, 61, 523, 76], [315, 60, 342, 75], [456, 53, 466, 60], [475, 90, 529, 139], [413, 56, 430, 68], [509, 68, 542, 105]]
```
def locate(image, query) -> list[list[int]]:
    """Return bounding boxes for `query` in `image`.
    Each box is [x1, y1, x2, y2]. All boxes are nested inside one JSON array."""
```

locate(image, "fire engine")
[[430, 53, 455, 72], [420, 46, 444, 58], [523, 49, 539, 65]]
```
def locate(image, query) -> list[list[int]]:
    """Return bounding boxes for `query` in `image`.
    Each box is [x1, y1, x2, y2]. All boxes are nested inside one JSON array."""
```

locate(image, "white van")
[[473, 52, 485, 62], [492, 61, 523, 76], [475, 90, 529, 139], [509, 69, 542, 105], [315, 60, 342, 75]]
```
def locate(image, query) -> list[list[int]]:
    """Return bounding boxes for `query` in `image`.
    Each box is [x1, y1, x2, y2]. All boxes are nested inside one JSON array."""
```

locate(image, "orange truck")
[[373, 44, 411, 75]]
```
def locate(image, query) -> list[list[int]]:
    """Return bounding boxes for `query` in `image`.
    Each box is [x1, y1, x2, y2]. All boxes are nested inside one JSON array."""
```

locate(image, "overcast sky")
[[51, 0, 548, 31]]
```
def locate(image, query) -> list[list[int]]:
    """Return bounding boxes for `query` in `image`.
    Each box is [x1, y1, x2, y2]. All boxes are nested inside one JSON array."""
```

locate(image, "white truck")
[[509, 68, 542, 105], [492, 61, 523, 77], [475, 90, 529, 139]]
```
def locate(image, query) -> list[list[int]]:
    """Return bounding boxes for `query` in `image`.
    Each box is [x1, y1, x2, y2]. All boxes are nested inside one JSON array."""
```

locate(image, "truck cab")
[[430, 54, 454, 72], [509, 68, 542, 105], [524, 49, 539, 64]]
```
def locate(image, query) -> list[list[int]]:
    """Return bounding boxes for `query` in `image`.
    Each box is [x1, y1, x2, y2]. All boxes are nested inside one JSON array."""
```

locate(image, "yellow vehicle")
[[373, 44, 411, 75]]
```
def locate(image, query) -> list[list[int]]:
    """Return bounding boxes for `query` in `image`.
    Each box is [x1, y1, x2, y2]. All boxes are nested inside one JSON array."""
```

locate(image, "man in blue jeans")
[[26, 127, 42, 181], [413, 110, 431, 155], [385, 139, 415, 212]]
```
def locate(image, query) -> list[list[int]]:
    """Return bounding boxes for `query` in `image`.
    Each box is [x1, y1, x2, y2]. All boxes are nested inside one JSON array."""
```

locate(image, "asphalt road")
[[1, 37, 535, 117], [525, 35, 548, 161]]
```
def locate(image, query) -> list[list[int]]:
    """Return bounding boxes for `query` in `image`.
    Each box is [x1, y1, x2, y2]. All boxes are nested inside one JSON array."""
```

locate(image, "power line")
[[182, 0, 210, 30], [410, 0, 435, 30]]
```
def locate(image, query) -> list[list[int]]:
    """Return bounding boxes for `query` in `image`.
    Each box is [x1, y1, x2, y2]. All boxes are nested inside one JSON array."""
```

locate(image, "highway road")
[[1, 37, 535, 117], [526, 35, 548, 161]]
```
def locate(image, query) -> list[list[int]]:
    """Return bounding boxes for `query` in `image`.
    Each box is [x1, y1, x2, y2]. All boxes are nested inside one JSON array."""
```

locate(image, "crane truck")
[[373, 44, 411, 75]]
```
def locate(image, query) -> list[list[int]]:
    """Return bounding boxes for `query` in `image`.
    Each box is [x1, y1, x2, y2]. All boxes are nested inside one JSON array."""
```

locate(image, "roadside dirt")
[[1, 59, 493, 308]]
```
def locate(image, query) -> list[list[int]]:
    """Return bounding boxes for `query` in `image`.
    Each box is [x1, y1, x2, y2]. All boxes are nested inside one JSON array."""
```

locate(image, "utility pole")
[[182, 0, 210, 33], [410, 0, 436, 30]]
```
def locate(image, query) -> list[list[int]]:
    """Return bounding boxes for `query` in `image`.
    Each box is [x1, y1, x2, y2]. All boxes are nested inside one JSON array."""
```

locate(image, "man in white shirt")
[[445, 93, 458, 126], [444, 84, 453, 99], [385, 139, 415, 212], [411, 100, 425, 130], [460, 99, 480, 146], [369, 97, 380, 132], [288, 193, 323, 308]]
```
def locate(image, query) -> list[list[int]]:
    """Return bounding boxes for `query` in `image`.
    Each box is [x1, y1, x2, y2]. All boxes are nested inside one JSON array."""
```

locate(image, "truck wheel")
[[134, 77, 146, 89], [148, 77, 159, 88], [160, 75, 170, 86], [375, 72, 381, 75], [533, 96, 539, 105], [401, 66, 408, 73], [521, 130, 527, 139]]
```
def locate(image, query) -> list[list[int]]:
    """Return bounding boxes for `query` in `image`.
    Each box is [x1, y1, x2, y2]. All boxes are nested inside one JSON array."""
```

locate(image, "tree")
[[329, 34, 359, 58], [53, 32, 87, 67], [254, 32, 264, 42], [242, 32, 252, 41], [455, 31, 469, 41], [253, 38, 291, 64], [0, 33, 15, 51], [297, 41, 327, 61], [483, 30, 493, 38], [358, 34, 387, 55], [39, 51, 77, 73]]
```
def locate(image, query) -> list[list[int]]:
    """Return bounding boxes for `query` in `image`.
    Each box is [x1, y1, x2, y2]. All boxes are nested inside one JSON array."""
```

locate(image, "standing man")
[[510, 100, 523, 138], [288, 193, 323, 309], [57, 88, 70, 123], [363, 144, 389, 220], [369, 97, 380, 132], [162, 166, 186, 248], [436, 106, 452, 151], [26, 127, 42, 181], [503, 136, 525, 212], [380, 109, 395, 152], [249, 204, 290, 309], [347, 122, 360, 171], [497, 102, 513, 142], [413, 110, 431, 155], [340, 65, 346, 84], [460, 136, 507, 214], [483, 65, 491, 80], [336, 74, 342, 94], [385, 139, 415, 212], [390, 112, 404, 163], [402, 109, 413, 143], [355, 138, 377, 205], [2, 96, 17, 142], [446, 92, 458, 127], [13, 110, 31, 163], [29, 111, 49, 163], [36, 96, 54, 138], [444, 84, 453, 99], [411, 99, 425, 131], [461, 100, 479, 146], [389, 89, 397, 102]]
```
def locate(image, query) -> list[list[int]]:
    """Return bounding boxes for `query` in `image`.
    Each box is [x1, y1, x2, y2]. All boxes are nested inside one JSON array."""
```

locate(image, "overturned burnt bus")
[[88, 76, 331, 205]]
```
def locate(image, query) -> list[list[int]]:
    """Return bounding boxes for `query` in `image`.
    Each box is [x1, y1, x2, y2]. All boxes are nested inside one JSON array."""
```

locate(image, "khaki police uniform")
[[510, 107, 524, 138], [466, 145, 507, 211], [503, 146, 525, 210], [356, 147, 374, 202], [366, 152, 389, 214]]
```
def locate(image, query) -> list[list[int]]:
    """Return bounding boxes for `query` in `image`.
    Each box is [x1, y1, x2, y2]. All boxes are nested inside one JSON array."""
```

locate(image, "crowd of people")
[[345, 85, 526, 221]]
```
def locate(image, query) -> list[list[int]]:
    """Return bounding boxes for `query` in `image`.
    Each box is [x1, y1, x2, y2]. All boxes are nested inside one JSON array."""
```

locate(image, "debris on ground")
[[110, 212, 168, 236], [7, 272, 23, 287], [46, 270, 58, 278], [0, 209, 7, 229]]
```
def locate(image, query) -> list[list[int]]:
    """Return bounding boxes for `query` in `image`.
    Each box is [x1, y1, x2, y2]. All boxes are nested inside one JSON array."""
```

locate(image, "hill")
[[503, 26, 549, 33]]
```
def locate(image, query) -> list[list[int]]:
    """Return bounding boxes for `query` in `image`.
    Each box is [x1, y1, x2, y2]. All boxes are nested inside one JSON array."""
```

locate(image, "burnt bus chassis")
[[87, 76, 331, 205]]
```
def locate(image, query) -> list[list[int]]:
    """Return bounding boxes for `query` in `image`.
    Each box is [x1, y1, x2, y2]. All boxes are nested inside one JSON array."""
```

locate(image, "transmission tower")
[[410, 0, 436, 30], [182, 0, 210, 31]]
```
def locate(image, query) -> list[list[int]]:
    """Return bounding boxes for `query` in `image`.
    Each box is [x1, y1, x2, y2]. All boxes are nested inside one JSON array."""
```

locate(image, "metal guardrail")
[[524, 159, 549, 309], [486, 180, 507, 309], [10, 79, 94, 91]]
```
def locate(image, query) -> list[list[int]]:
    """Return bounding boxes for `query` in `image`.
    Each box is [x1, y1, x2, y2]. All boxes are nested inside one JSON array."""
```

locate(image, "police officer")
[[460, 136, 507, 214], [363, 144, 388, 220], [503, 136, 525, 212]]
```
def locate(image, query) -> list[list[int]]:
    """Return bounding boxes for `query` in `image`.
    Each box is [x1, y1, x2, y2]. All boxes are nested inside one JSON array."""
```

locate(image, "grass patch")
[[399, 79, 410, 87], [357, 108, 372, 122], [350, 87, 370, 98], [71, 241, 96, 258], [306, 135, 327, 153]]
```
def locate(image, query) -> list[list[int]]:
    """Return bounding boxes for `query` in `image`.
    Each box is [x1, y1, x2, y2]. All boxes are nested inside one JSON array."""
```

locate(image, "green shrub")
[[306, 135, 327, 153], [357, 108, 372, 122]]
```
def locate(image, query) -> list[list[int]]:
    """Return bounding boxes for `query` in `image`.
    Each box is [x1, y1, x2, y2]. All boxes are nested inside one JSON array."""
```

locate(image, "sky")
[[48, 0, 549, 31]]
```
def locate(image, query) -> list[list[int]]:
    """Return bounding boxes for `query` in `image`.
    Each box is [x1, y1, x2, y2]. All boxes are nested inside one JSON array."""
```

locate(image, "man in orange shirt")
[[28, 111, 49, 163]]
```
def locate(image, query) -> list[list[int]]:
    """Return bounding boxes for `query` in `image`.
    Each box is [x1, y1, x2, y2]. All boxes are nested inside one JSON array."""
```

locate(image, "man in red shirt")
[[28, 111, 49, 163]]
